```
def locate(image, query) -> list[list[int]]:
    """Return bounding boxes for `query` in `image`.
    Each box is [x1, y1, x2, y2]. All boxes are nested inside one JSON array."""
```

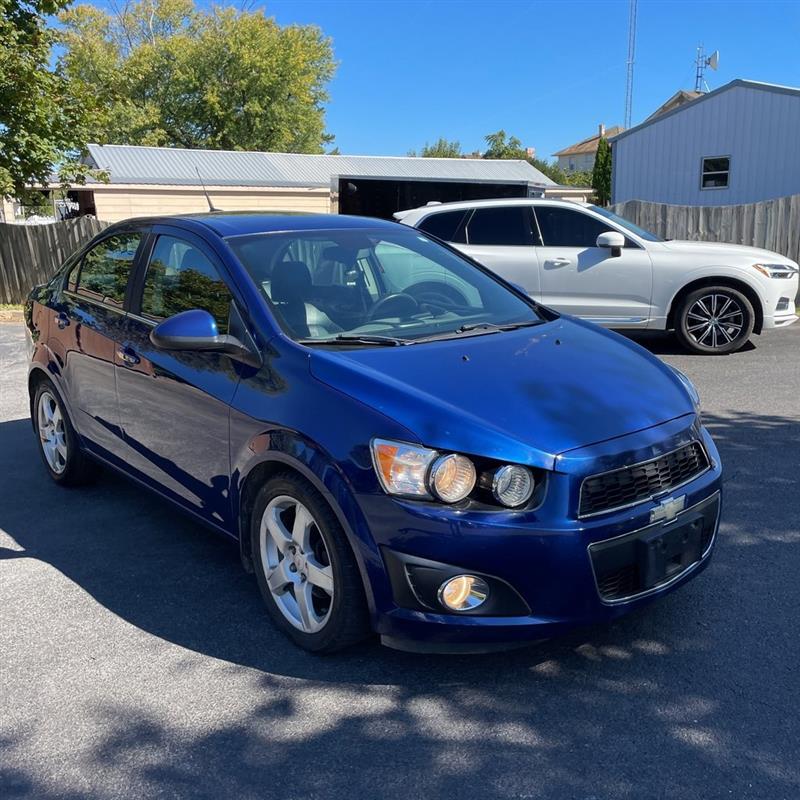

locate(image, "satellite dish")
[[707, 50, 719, 71]]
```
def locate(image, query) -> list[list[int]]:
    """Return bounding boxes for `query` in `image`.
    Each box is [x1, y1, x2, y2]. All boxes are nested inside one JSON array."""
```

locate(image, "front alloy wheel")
[[251, 473, 370, 652], [676, 286, 755, 354], [260, 495, 335, 633]]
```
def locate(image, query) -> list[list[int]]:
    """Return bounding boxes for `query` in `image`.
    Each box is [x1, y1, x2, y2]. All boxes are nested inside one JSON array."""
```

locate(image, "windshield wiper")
[[299, 333, 408, 346], [411, 319, 545, 345], [457, 320, 545, 333]]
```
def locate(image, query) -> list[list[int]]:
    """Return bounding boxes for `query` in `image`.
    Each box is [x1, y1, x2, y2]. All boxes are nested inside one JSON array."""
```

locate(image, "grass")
[[0, 304, 23, 311]]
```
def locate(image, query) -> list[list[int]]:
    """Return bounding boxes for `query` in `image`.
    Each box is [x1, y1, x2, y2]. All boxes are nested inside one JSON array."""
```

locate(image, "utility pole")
[[624, 0, 637, 128]]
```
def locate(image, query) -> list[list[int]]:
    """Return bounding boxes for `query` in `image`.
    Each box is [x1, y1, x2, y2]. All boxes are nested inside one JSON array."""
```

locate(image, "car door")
[[114, 227, 243, 528], [533, 205, 654, 326], [419, 206, 542, 300], [54, 228, 146, 458]]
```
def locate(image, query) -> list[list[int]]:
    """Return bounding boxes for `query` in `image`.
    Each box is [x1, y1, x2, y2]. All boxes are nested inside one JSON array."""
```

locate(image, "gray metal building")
[[611, 80, 800, 206], [26, 144, 554, 223]]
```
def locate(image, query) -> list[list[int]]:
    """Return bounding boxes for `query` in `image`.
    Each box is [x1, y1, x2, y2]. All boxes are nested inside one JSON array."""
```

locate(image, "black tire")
[[32, 378, 97, 486], [674, 286, 755, 354], [250, 472, 371, 653]]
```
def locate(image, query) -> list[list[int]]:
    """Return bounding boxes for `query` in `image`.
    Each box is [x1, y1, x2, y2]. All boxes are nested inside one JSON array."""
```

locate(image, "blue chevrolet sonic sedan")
[[25, 212, 722, 653]]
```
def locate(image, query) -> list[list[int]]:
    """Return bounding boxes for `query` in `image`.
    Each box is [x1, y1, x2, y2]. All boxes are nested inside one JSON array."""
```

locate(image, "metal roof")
[[610, 79, 800, 144], [85, 144, 555, 188]]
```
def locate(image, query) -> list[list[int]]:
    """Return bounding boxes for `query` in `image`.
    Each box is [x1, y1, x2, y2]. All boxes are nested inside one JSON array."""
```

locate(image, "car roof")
[[394, 197, 591, 221], [108, 211, 401, 238]]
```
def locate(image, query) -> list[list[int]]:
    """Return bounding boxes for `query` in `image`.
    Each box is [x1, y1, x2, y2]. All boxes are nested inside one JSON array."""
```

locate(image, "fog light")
[[438, 575, 489, 612], [492, 464, 534, 507]]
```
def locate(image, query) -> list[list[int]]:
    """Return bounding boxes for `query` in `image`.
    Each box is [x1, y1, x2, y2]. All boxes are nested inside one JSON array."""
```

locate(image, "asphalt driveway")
[[1, 322, 798, 800]]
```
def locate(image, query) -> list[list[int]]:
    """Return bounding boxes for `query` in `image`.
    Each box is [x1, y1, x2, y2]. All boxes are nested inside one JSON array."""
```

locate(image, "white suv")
[[396, 198, 799, 354]]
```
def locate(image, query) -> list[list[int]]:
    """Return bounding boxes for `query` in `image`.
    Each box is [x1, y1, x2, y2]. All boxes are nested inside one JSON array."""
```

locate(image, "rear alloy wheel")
[[251, 473, 370, 652], [32, 379, 96, 486], [675, 286, 754, 354]]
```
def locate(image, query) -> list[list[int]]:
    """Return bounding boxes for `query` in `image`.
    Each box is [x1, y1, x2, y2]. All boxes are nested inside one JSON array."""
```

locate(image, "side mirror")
[[150, 309, 260, 367], [596, 231, 625, 257]]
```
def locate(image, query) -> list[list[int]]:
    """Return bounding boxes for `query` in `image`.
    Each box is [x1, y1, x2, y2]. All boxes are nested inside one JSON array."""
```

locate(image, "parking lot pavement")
[[1, 321, 798, 800]]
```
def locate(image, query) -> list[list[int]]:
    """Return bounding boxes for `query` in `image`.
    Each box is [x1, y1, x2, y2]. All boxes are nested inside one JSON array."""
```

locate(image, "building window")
[[701, 156, 730, 189]]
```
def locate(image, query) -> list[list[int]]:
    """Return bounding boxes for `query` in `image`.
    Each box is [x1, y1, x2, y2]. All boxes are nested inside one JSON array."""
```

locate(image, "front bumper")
[[762, 274, 799, 329], [358, 416, 722, 652]]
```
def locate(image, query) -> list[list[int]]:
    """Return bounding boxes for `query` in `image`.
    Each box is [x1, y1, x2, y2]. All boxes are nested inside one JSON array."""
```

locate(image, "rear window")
[[417, 210, 467, 243], [466, 206, 537, 246], [69, 232, 142, 307]]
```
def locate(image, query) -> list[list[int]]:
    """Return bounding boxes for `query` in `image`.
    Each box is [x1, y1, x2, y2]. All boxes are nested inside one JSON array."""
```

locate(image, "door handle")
[[549, 258, 571, 268], [117, 346, 141, 366], [56, 312, 70, 329]]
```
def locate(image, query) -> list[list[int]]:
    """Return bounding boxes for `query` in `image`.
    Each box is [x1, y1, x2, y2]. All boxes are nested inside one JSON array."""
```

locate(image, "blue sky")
[[257, 0, 800, 159]]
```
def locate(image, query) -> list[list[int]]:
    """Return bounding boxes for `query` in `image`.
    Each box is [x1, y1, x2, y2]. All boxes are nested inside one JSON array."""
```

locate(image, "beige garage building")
[[5, 143, 559, 223]]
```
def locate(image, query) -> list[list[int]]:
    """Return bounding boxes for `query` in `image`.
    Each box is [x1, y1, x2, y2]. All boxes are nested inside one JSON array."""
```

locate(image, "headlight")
[[751, 263, 799, 279], [492, 465, 534, 507], [371, 439, 436, 497], [371, 438, 535, 507], [429, 453, 476, 503], [670, 366, 701, 409]]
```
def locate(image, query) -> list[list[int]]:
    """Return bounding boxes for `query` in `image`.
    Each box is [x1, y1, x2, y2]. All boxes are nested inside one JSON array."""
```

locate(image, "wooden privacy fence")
[[0, 218, 109, 304], [611, 195, 800, 267]]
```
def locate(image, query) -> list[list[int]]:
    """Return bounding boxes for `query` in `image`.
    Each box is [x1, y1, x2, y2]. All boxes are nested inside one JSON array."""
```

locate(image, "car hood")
[[659, 239, 797, 265], [308, 318, 694, 470]]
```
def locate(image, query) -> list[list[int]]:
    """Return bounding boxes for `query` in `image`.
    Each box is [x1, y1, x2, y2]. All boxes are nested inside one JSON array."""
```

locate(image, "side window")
[[141, 235, 233, 333], [534, 207, 619, 248], [72, 232, 142, 307], [701, 156, 730, 189], [417, 210, 467, 243], [465, 207, 537, 246]]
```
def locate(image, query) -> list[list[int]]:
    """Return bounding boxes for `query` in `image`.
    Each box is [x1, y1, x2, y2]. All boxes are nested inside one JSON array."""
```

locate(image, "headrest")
[[271, 260, 312, 303]]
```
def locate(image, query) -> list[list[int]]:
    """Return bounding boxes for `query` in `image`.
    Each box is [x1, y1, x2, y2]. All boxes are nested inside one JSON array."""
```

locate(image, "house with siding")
[[610, 79, 800, 206], [553, 124, 624, 173]]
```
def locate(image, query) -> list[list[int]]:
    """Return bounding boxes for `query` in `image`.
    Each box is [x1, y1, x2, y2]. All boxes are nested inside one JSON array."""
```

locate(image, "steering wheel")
[[404, 281, 468, 310], [367, 292, 420, 321]]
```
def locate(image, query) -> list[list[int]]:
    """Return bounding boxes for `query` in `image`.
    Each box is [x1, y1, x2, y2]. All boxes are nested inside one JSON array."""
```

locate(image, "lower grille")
[[589, 493, 719, 602], [579, 442, 709, 518]]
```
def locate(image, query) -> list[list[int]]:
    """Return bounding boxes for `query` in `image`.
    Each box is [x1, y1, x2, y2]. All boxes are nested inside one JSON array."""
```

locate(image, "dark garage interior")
[[336, 177, 533, 219]]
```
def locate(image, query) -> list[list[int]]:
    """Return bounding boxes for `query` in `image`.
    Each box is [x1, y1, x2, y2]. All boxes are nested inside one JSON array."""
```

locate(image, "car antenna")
[[195, 166, 221, 212]]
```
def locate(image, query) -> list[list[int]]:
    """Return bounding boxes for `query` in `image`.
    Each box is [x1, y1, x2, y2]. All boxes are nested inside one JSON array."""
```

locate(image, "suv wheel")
[[251, 472, 370, 652], [675, 286, 755, 354]]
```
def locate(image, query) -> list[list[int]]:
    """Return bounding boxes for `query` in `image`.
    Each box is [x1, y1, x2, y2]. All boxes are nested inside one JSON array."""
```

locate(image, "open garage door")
[[336, 177, 533, 220]]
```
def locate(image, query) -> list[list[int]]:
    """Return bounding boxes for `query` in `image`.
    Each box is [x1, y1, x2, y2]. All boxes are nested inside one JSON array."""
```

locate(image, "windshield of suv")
[[227, 228, 545, 344], [588, 205, 664, 242]]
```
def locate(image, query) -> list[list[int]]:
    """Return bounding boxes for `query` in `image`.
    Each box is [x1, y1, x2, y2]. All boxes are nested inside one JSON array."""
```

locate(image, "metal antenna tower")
[[695, 45, 719, 92], [624, 0, 638, 128]]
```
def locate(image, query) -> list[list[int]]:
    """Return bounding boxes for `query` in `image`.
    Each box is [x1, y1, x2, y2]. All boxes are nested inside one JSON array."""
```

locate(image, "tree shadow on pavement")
[[1, 409, 799, 799]]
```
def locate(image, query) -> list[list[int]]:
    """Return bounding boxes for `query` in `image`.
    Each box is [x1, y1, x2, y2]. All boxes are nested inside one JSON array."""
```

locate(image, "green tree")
[[409, 138, 462, 158], [58, 0, 336, 153], [592, 136, 612, 205], [482, 130, 528, 160], [0, 0, 97, 198]]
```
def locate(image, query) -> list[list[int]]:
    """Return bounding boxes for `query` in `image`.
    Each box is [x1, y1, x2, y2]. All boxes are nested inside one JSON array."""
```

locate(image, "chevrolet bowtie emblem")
[[650, 495, 686, 524]]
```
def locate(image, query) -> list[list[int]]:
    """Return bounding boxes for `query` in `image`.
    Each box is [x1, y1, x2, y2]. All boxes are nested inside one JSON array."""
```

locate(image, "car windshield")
[[588, 205, 664, 242], [227, 227, 545, 344]]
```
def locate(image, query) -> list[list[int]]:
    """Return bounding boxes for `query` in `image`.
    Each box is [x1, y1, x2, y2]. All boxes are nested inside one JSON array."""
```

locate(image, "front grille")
[[579, 442, 709, 518]]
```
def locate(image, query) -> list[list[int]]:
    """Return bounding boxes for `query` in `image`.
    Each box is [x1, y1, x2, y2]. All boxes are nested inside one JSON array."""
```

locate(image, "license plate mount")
[[637, 513, 705, 589]]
